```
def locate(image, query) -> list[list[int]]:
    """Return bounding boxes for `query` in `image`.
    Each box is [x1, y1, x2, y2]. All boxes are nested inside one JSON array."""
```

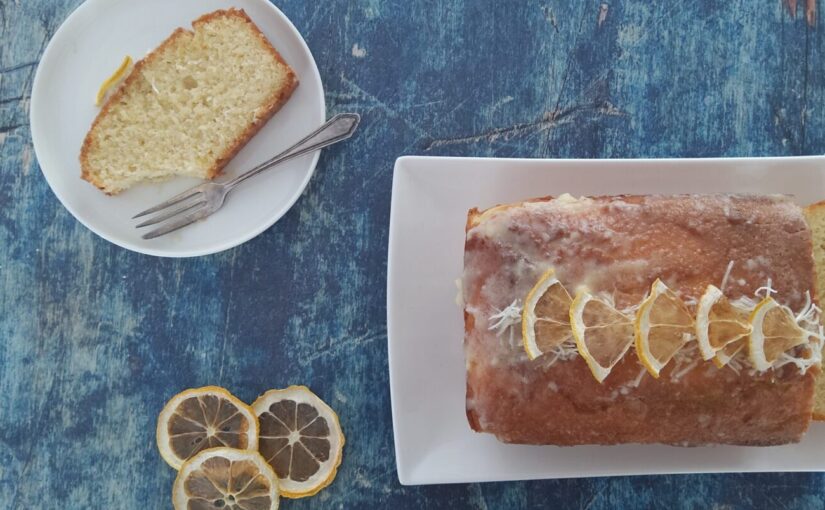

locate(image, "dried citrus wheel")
[[635, 279, 695, 378], [569, 291, 634, 382], [157, 386, 259, 470], [714, 338, 745, 368], [695, 285, 752, 361], [748, 297, 809, 371], [95, 55, 132, 106], [172, 447, 279, 510], [522, 268, 573, 360], [252, 386, 344, 499]]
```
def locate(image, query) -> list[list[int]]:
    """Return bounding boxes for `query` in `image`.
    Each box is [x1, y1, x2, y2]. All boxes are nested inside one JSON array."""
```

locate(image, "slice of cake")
[[80, 8, 298, 194]]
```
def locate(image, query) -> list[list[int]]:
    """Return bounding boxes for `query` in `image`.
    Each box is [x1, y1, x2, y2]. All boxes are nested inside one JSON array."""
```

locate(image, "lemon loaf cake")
[[463, 194, 821, 446], [80, 8, 298, 194]]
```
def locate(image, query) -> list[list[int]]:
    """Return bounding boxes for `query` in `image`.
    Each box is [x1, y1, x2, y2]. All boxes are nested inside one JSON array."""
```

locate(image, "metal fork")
[[133, 113, 361, 239]]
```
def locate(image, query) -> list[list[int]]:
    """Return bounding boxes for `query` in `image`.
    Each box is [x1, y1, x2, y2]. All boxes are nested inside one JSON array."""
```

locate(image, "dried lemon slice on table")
[[252, 386, 344, 498], [521, 268, 574, 360], [172, 447, 279, 510], [570, 291, 635, 382], [695, 285, 752, 364], [635, 279, 695, 377], [748, 297, 810, 371], [157, 386, 259, 470]]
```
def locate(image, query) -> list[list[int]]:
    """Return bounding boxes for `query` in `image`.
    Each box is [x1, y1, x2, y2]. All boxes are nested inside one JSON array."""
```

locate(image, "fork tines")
[[140, 207, 212, 240], [132, 188, 204, 219], [133, 188, 207, 239]]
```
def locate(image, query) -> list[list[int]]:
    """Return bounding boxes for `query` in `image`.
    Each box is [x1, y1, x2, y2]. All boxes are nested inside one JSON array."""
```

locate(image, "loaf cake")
[[80, 8, 298, 194], [462, 194, 822, 446]]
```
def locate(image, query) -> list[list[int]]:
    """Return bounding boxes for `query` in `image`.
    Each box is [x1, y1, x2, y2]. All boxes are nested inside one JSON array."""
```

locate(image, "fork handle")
[[225, 113, 361, 189]]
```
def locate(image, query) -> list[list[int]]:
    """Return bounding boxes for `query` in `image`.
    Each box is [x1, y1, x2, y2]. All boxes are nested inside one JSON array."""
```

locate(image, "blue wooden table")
[[3, 0, 825, 508]]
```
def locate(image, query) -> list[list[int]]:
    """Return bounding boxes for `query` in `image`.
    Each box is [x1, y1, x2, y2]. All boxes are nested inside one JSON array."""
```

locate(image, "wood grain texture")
[[2, 0, 825, 508]]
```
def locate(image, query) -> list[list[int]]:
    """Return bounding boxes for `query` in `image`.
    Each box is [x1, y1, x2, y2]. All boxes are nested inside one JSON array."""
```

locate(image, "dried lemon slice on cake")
[[570, 291, 635, 382], [522, 268, 574, 360], [635, 279, 695, 377], [157, 386, 259, 470], [695, 285, 752, 362], [172, 447, 279, 510], [714, 339, 746, 368], [748, 297, 809, 371], [252, 386, 344, 499]]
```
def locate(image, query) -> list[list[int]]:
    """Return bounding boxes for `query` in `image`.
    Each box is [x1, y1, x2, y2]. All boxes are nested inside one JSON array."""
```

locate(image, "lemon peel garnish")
[[95, 56, 133, 106]]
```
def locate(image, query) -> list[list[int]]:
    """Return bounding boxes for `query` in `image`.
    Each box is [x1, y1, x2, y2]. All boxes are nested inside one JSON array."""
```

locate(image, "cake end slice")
[[804, 200, 825, 420]]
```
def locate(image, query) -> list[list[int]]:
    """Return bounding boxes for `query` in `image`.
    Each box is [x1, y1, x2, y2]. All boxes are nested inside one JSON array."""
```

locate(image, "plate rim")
[[387, 154, 825, 486], [29, 0, 326, 258]]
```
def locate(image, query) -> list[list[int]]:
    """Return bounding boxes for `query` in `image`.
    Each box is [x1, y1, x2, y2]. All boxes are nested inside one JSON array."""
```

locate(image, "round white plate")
[[31, 0, 325, 257]]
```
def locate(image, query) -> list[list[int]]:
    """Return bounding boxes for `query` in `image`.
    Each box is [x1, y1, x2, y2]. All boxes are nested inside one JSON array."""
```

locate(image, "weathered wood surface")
[[2, 0, 825, 508]]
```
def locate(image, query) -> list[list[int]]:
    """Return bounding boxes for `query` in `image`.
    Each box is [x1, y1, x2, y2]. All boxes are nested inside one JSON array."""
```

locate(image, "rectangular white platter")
[[386, 155, 825, 485]]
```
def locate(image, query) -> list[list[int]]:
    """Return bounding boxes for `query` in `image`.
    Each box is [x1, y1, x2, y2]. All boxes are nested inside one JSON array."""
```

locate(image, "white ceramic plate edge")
[[387, 155, 409, 484], [387, 155, 825, 485]]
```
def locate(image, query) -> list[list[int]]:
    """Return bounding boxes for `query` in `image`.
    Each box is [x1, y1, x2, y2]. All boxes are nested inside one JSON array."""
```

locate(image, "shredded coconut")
[[670, 342, 700, 382], [534, 338, 581, 370], [672, 358, 700, 381], [454, 278, 465, 308], [796, 291, 816, 323], [488, 300, 521, 334], [488, 300, 522, 348], [755, 278, 777, 299], [725, 354, 744, 374], [731, 295, 758, 310], [631, 367, 646, 387], [720, 260, 734, 293]]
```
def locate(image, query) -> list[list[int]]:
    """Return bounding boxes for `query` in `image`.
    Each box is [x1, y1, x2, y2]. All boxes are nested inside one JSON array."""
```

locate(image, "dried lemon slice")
[[95, 56, 133, 106], [252, 386, 344, 499], [748, 297, 809, 371], [522, 268, 573, 360], [570, 291, 634, 382], [172, 447, 279, 510], [695, 285, 752, 361], [157, 386, 259, 470], [635, 279, 695, 377], [713, 338, 745, 368]]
